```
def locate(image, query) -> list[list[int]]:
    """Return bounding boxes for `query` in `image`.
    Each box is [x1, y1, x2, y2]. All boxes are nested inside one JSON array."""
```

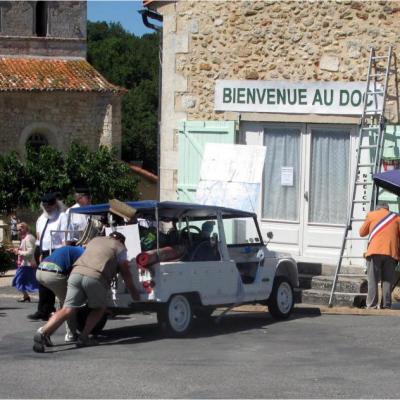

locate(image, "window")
[[35, 1, 47, 37], [222, 217, 261, 247], [308, 128, 350, 224], [263, 127, 301, 221], [26, 133, 48, 153]]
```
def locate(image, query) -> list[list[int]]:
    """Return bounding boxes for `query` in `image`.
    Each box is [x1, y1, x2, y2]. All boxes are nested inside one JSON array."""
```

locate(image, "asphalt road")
[[1, 296, 400, 399]]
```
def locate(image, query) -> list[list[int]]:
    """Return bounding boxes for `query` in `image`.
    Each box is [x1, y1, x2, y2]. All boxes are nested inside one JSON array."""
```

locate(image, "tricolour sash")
[[368, 212, 397, 245]]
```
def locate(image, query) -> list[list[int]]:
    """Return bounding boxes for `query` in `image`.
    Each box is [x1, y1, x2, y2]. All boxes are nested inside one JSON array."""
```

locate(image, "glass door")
[[302, 125, 352, 260]]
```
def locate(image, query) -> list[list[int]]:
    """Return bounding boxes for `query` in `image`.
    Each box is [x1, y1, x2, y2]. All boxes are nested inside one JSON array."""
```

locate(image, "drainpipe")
[[139, 8, 163, 201]]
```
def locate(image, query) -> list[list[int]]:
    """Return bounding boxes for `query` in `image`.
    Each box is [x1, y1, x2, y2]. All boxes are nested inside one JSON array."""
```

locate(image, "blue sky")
[[87, 1, 154, 36]]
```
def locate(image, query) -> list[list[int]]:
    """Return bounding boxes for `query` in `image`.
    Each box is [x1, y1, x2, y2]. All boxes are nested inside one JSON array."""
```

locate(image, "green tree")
[[24, 146, 70, 209], [0, 144, 139, 213], [0, 152, 27, 213], [87, 21, 159, 173], [65, 143, 139, 203]]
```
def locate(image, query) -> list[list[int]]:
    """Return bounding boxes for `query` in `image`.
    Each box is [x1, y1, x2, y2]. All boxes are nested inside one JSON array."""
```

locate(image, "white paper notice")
[[281, 167, 294, 186]]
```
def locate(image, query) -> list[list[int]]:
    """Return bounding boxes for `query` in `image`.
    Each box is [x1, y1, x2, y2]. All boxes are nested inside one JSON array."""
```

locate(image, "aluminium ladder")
[[328, 46, 395, 307]]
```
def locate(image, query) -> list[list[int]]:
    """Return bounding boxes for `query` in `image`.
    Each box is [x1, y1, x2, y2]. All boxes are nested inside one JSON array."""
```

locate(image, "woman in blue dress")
[[12, 222, 39, 302]]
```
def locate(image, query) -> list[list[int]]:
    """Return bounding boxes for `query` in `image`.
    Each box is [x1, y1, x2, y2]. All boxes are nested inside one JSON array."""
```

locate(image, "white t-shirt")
[[36, 211, 69, 251], [66, 203, 89, 240]]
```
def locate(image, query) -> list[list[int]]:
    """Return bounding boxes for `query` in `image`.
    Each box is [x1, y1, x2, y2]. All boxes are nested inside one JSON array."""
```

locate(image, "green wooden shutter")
[[177, 121, 236, 202]]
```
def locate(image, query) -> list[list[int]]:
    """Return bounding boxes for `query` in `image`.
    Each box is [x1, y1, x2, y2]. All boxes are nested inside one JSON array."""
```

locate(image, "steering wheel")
[[181, 225, 201, 235]]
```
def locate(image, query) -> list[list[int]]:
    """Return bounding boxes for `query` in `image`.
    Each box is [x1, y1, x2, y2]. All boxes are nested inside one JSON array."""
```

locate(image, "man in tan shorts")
[[33, 231, 140, 352]]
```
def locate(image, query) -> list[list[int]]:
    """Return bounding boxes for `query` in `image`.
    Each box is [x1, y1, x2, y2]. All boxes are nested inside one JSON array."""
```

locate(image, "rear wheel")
[[267, 276, 294, 319], [76, 305, 108, 335], [157, 294, 193, 337]]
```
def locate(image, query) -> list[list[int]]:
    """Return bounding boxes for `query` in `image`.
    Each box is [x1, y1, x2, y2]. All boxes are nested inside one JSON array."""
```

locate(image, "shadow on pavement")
[[0, 306, 21, 317], [39, 309, 322, 353], [90, 310, 321, 347]]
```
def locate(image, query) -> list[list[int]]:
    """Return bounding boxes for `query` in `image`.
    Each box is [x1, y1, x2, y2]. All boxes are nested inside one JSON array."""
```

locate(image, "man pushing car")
[[33, 231, 140, 352]]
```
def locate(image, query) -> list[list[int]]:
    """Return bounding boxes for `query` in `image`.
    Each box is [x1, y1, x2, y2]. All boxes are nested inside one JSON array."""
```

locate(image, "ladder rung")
[[372, 56, 389, 60], [338, 273, 366, 277], [333, 292, 367, 296], [365, 110, 383, 115], [359, 145, 378, 149], [350, 218, 367, 222], [369, 74, 386, 78], [361, 126, 380, 130], [340, 256, 365, 259], [366, 90, 384, 95], [355, 182, 373, 185], [345, 237, 368, 240], [357, 163, 376, 167]]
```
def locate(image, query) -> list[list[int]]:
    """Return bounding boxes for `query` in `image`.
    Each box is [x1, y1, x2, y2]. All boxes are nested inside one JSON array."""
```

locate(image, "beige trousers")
[[36, 269, 77, 335]]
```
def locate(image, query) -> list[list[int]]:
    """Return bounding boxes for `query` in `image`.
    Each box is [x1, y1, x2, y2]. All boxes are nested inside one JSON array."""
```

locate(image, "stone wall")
[[0, 37, 86, 58], [153, 0, 400, 200], [0, 92, 122, 157], [0, 1, 86, 58], [0, 1, 86, 39], [48, 1, 86, 39], [0, 2, 34, 37], [159, 0, 400, 121]]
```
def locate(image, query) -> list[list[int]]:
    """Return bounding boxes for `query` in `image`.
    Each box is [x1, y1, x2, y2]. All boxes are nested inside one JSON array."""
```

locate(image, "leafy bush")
[[0, 143, 139, 213]]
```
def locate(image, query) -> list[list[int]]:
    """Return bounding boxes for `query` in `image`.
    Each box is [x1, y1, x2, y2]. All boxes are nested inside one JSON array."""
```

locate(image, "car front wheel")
[[157, 294, 193, 337], [267, 276, 294, 319]]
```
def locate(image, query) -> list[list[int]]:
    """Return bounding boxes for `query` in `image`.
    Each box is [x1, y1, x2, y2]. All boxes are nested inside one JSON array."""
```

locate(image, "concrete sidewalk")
[[2, 268, 400, 316]]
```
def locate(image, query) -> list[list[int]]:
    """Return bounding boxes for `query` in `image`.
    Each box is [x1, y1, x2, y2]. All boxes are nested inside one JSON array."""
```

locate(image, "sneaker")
[[76, 335, 99, 348], [65, 333, 78, 343], [38, 327, 53, 347], [33, 330, 46, 353]]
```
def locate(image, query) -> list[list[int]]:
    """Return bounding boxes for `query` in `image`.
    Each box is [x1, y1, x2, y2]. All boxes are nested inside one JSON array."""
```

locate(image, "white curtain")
[[309, 129, 349, 224], [263, 128, 300, 221]]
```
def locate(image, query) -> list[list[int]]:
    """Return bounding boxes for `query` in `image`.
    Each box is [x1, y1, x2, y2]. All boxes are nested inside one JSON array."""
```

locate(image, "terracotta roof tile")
[[128, 163, 158, 183], [0, 57, 125, 93]]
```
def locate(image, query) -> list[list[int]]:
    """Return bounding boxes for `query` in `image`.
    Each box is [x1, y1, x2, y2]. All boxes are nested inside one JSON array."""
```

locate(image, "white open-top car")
[[70, 201, 299, 336]]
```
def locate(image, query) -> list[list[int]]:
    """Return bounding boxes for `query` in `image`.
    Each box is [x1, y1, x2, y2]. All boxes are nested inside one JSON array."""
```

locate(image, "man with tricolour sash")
[[359, 203, 400, 309]]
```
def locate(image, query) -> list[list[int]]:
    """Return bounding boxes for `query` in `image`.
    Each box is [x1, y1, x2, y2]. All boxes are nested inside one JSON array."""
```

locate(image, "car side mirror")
[[264, 231, 273, 246]]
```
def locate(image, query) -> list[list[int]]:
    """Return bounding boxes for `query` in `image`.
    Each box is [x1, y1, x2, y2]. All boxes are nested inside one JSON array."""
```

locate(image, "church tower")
[[0, 1, 123, 157]]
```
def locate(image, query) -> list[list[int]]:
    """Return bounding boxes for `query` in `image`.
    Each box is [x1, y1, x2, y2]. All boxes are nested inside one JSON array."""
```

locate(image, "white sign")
[[199, 144, 266, 183], [196, 144, 267, 212], [281, 167, 294, 186], [215, 80, 383, 115]]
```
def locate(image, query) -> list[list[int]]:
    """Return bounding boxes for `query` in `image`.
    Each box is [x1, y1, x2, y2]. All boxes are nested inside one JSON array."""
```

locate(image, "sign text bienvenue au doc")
[[214, 80, 383, 115]]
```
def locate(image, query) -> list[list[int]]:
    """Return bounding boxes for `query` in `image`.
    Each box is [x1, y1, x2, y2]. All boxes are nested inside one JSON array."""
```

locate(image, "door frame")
[[244, 121, 358, 263], [301, 123, 358, 261]]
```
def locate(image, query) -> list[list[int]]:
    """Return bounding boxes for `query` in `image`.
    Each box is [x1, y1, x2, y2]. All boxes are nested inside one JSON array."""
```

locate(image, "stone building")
[[0, 1, 123, 158], [145, 0, 400, 267]]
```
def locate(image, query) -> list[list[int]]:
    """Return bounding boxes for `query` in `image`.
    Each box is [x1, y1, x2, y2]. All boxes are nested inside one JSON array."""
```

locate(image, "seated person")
[[190, 221, 220, 262]]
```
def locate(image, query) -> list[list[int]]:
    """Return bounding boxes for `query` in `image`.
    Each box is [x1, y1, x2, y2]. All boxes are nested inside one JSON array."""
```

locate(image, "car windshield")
[[223, 217, 261, 246]]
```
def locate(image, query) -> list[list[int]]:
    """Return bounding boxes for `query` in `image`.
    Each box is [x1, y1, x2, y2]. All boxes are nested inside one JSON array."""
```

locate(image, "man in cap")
[[33, 231, 141, 352], [28, 192, 69, 321], [66, 188, 92, 242]]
